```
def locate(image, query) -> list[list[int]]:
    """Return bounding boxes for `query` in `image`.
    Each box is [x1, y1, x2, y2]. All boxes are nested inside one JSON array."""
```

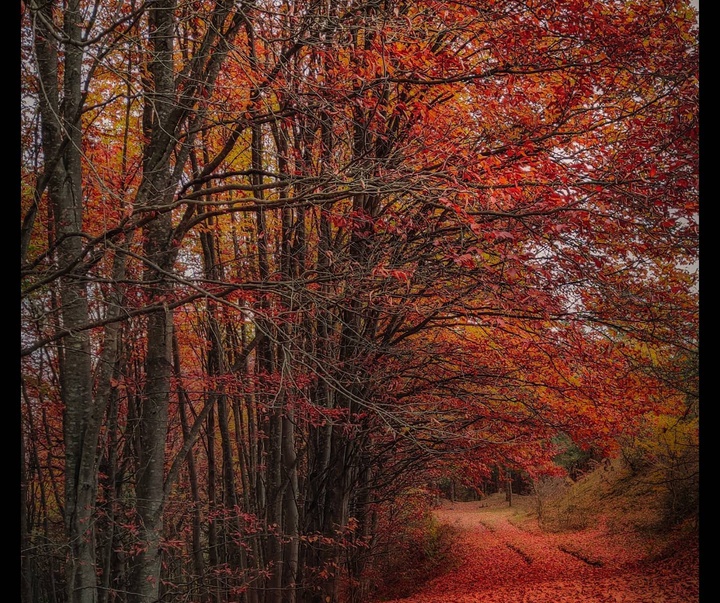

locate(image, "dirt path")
[[382, 496, 699, 603]]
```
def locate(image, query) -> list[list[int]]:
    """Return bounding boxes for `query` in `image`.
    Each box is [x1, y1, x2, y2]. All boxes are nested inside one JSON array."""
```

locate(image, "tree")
[[21, 1, 698, 602]]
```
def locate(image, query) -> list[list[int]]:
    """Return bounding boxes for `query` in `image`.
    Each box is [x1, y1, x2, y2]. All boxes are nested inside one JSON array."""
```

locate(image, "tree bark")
[[33, 3, 97, 601]]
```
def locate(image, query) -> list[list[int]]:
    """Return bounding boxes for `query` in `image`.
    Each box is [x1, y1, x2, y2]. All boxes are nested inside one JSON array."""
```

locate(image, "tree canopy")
[[20, 1, 698, 602]]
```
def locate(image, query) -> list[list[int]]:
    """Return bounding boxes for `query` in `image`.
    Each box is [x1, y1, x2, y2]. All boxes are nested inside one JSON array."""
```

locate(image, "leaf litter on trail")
[[378, 499, 699, 603]]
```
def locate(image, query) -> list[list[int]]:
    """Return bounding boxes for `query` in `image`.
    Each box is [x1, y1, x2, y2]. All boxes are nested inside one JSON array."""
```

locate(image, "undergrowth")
[[367, 489, 460, 602]]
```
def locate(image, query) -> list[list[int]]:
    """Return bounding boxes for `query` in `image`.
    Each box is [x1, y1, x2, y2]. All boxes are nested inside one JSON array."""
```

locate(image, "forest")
[[20, 1, 699, 602]]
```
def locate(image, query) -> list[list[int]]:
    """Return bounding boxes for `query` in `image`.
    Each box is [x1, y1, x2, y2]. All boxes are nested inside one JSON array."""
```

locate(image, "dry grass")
[[531, 455, 698, 550]]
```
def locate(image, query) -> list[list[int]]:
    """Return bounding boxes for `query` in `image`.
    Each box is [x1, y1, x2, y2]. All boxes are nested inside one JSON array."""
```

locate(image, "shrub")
[[364, 488, 458, 601]]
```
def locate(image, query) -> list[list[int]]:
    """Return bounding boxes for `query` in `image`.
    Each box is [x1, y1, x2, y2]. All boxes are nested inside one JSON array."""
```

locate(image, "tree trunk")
[[130, 297, 172, 602], [506, 471, 513, 507], [20, 407, 32, 603], [33, 3, 97, 601], [127, 0, 178, 596], [174, 337, 206, 590]]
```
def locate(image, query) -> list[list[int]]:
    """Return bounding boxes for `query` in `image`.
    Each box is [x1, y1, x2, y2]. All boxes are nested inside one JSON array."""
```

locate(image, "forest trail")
[[381, 495, 699, 603]]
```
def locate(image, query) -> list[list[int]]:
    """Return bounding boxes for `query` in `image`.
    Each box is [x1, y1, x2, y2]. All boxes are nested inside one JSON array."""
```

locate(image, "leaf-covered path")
[[382, 497, 699, 603]]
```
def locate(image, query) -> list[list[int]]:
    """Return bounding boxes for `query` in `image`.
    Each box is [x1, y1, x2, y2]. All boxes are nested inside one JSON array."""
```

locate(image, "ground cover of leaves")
[[380, 495, 699, 603]]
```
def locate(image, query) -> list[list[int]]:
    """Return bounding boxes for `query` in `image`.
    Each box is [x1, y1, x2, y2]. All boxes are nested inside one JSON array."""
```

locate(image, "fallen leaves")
[[378, 498, 699, 603]]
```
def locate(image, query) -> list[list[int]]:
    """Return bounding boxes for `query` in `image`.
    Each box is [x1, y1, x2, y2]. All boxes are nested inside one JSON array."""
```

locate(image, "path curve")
[[382, 497, 699, 603]]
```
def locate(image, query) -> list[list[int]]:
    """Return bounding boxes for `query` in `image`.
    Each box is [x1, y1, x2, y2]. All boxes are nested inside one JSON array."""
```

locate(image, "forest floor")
[[379, 493, 700, 603]]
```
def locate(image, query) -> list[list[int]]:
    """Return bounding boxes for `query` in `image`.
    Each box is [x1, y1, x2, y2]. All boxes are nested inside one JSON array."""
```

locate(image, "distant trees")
[[21, 1, 698, 602]]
